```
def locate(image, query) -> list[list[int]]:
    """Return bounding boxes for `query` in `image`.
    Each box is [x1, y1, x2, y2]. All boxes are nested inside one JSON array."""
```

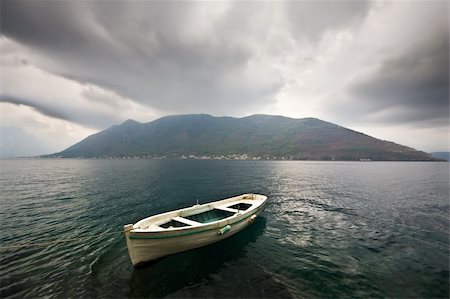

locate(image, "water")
[[0, 159, 448, 298]]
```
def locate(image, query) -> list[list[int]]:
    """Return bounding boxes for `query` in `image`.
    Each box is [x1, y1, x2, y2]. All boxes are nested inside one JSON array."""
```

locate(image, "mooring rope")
[[0, 231, 123, 251]]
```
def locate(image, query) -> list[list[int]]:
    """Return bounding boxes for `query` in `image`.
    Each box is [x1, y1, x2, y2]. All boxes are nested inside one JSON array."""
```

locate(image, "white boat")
[[123, 193, 267, 267]]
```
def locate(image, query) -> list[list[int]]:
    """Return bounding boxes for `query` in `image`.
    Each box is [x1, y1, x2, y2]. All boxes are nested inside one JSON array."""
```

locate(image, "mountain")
[[430, 152, 449, 161], [0, 126, 51, 158], [47, 114, 440, 161]]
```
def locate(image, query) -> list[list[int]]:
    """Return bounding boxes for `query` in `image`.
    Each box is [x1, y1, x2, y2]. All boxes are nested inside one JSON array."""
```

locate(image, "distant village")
[[52, 154, 372, 161], [88, 154, 290, 160]]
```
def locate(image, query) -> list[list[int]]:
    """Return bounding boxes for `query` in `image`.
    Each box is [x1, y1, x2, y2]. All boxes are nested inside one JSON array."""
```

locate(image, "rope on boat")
[[0, 230, 123, 251]]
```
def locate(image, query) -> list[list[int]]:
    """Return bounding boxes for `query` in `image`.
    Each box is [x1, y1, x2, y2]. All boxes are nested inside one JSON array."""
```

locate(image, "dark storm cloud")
[[348, 28, 449, 127], [1, 1, 279, 115], [1, 1, 374, 119], [319, 0, 450, 130], [0, 95, 70, 121], [4, 0, 446, 132], [0, 95, 123, 129]]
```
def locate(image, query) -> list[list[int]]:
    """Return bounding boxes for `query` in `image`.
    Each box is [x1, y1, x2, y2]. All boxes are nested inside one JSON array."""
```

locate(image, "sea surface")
[[0, 159, 448, 298]]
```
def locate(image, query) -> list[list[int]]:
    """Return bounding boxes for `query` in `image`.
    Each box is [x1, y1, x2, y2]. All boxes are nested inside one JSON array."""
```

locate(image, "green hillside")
[[47, 114, 439, 161]]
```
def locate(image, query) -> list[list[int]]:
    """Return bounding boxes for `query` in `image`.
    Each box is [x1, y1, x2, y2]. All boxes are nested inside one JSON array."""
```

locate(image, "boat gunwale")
[[132, 194, 264, 229], [129, 214, 260, 240], [128, 194, 267, 239], [131, 203, 260, 234]]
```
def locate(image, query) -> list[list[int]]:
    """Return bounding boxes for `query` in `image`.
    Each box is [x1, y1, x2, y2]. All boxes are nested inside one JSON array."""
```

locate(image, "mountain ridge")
[[46, 114, 440, 161]]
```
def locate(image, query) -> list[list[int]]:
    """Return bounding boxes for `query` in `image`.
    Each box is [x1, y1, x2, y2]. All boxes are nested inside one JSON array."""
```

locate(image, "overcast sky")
[[1, 0, 448, 152]]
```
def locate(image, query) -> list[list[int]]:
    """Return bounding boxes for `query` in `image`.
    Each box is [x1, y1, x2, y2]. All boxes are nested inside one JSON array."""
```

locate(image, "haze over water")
[[0, 159, 448, 298]]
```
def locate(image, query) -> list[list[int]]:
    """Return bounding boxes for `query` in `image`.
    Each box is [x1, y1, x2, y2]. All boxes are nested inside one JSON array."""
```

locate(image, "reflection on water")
[[127, 218, 272, 298], [0, 160, 448, 298]]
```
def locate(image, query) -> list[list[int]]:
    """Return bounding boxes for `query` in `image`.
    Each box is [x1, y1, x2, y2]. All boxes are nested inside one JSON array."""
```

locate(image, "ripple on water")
[[0, 160, 448, 298]]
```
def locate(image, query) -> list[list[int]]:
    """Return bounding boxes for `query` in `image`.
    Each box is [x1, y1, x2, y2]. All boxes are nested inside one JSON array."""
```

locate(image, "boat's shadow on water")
[[127, 217, 267, 298]]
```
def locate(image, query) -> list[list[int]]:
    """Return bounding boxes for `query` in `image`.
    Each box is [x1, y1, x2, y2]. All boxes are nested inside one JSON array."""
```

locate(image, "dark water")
[[0, 159, 448, 298]]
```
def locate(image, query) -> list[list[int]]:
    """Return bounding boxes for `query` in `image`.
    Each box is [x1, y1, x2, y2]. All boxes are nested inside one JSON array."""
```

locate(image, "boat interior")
[[149, 200, 255, 230], [131, 194, 266, 231]]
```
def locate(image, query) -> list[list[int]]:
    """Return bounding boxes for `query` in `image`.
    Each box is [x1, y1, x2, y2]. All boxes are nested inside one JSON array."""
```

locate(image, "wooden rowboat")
[[124, 193, 267, 267]]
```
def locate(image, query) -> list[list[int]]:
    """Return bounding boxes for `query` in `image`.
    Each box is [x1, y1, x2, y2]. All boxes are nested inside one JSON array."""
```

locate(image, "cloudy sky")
[[1, 0, 448, 153]]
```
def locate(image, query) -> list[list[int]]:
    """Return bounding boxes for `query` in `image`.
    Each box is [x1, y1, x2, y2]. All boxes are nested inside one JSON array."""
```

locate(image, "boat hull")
[[124, 194, 267, 266]]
